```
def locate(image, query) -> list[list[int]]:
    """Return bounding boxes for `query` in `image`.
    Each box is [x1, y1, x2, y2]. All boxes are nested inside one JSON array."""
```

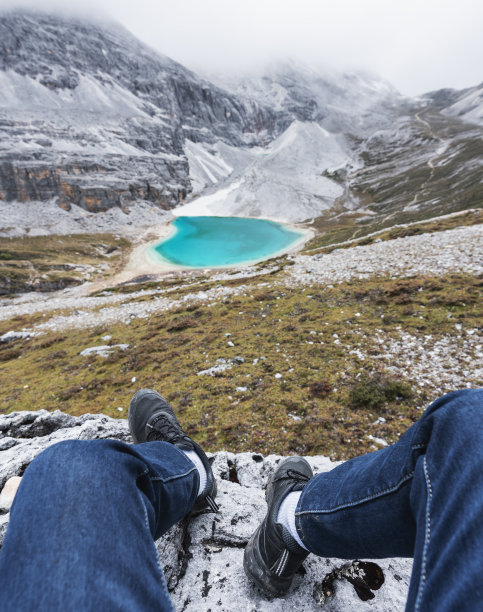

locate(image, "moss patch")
[[0, 272, 480, 461]]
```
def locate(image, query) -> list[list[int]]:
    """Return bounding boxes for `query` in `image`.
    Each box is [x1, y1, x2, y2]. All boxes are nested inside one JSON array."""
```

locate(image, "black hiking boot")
[[128, 388, 218, 514], [244, 456, 313, 596]]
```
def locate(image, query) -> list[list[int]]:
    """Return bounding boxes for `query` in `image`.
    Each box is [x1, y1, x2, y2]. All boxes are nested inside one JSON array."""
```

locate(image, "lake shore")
[[115, 217, 315, 283]]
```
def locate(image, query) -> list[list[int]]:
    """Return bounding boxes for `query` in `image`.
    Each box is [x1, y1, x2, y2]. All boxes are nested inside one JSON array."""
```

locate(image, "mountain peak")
[[0, 10, 480, 231]]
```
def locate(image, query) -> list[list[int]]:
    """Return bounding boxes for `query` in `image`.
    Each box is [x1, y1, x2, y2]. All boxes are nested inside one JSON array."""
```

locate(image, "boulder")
[[0, 410, 411, 610]]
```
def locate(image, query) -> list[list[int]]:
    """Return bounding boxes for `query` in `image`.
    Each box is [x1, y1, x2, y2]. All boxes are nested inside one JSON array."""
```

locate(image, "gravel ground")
[[287, 224, 483, 286], [1, 224, 481, 333], [353, 328, 482, 396]]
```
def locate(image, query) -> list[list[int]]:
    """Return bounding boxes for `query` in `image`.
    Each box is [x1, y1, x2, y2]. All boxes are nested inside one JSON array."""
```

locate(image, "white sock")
[[182, 450, 207, 497], [276, 491, 309, 551]]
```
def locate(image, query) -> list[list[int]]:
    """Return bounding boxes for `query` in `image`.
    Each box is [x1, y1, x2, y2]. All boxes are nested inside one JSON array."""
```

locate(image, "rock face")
[[0, 410, 412, 610], [1, 10, 481, 228], [0, 10, 281, 212], [426, 82, 483, 126]]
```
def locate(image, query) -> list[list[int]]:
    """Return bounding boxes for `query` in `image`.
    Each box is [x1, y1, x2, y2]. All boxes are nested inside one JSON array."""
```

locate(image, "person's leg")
[[0, 388, 218, 612], [0, 438, 197, 611], [295, 389, 483, 611]]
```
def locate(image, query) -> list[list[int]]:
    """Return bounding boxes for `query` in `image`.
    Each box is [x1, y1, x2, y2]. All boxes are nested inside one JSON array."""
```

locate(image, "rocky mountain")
[[181, 64, 482, 224], [0, 10, 282, 214], [212, 61, 401, 133], [0, 409, 412, 611], [0, 9, 481, 232], [425, 82, 483, 126]]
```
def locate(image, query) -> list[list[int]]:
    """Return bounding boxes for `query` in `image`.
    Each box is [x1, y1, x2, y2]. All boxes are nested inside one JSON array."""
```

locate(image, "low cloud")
[[1, 0, 482, 95]]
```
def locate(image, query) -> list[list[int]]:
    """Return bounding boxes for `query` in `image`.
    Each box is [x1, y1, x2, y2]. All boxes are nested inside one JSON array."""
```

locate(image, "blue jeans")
[[0, 389, 481, 611], [0, 441, 199, 611], [296, 388, 483, 611]]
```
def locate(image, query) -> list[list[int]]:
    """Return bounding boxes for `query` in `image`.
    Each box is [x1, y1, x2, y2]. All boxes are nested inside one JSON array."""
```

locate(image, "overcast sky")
[[2, 0, 482, 95]]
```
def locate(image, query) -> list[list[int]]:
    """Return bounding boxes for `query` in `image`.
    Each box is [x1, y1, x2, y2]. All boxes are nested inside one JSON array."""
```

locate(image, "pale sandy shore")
[[114, 219, 315, 284], [111, 223, 174, 284]]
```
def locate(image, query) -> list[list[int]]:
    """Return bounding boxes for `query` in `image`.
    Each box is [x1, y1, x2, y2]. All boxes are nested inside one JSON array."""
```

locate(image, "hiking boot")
[[128, 388, 218, 514], [244, 456, 313, 596]]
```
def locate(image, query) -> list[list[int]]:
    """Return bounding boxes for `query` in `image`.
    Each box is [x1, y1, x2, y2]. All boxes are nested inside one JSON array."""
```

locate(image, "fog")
[[1, 0, 482, 95]]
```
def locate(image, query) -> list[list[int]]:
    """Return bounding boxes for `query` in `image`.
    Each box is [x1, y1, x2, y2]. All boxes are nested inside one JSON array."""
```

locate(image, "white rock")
[[197, 359, 232, 377], [0, 331, 36, 343], [367, 435, 389, 447], [0, 410, 412, 610], [79, 344, 129, 357], [0, 476, 22, 512]]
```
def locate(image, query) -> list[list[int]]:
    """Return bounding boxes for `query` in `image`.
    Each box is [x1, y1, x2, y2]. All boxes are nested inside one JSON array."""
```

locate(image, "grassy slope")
[[303, 208, 483, 253], [0, 106, 481, 460], [304, 107, 483, 252], [0, 234, 131, 294], [0, 271, 481, 461]]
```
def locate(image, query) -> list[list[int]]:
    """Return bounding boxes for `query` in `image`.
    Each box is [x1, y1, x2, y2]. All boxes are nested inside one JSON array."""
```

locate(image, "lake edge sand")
[[116, 217, 314, 283]]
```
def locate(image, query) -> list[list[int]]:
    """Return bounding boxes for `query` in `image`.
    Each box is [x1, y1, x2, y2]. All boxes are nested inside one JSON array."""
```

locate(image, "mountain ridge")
[[0, 9, 481, 231]]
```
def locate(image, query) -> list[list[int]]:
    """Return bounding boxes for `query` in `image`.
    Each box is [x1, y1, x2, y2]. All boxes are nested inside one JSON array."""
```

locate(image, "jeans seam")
[[295, 513, 311, 552], [136, 468, 176, 609], [136, 468, 150, 531], [415, 456, 432, 612], [150, 466, 197, 483], [153, 542, 175, 611], [296, 470, 414, 515]]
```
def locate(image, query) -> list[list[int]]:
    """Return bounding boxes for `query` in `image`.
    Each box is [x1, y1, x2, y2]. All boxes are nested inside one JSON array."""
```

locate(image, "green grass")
[[302, 107, 483, 253], [0, 273, 481, 460], [0, 234, 131, 295], [303, 208, 483, 253]]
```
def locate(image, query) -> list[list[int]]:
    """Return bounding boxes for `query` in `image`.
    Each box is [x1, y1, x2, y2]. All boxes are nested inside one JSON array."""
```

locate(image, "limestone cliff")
[[0, 11, 281, 212]]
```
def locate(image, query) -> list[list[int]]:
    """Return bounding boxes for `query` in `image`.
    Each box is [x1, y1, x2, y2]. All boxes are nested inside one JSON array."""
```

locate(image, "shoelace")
[[147, 415, 220, 514], [146, 417, 186, 444], [205, 495, 219, 513], [273, 468, 311, 485]]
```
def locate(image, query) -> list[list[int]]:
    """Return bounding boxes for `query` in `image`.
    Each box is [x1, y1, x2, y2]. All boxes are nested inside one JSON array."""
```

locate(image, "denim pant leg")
[[295, 389, 483, 612], [0, 439, 199, 612]]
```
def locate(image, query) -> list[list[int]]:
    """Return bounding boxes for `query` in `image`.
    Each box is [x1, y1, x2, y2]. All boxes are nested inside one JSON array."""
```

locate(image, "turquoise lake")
[[151, 216, 303, 268]]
